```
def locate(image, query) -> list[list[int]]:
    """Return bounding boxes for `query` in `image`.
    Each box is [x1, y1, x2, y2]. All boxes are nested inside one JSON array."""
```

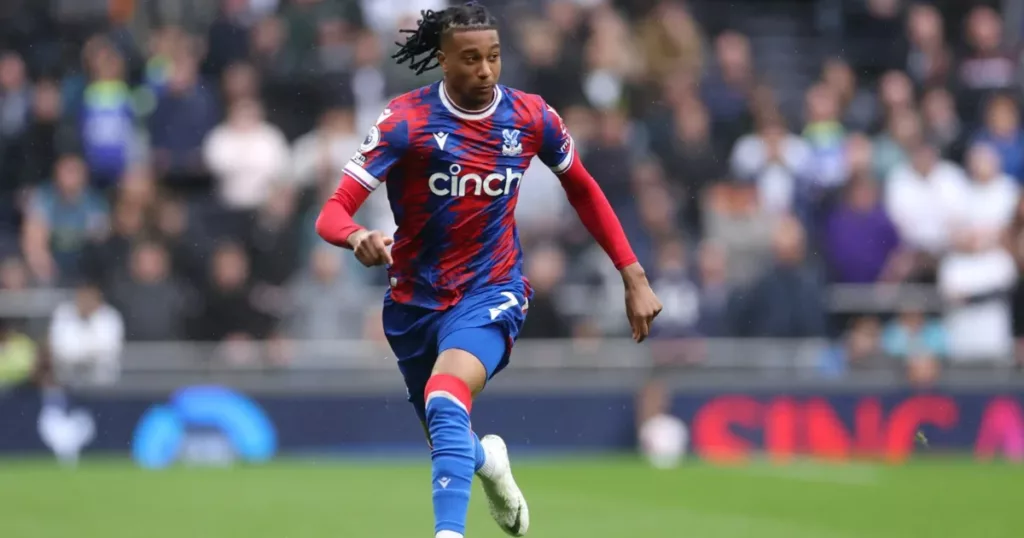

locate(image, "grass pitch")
[[1, 456, 1020, 537]]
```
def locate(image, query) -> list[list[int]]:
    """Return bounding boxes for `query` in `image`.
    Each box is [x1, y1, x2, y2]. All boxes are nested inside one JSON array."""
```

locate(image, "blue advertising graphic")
[[132, 386, 277, 468]]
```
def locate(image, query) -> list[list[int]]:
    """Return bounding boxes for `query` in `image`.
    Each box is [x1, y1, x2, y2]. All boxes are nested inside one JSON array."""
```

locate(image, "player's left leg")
[[425, 326, 528, 538]]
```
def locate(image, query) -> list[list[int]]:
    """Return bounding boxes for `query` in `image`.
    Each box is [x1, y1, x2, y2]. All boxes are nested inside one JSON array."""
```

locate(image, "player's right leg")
[[432, 328, 529, 537], [419, 348, 487, 538]]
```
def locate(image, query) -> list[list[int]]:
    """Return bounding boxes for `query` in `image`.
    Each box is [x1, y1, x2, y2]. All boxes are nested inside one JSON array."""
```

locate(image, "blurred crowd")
[[1, 0, 1024, 386]]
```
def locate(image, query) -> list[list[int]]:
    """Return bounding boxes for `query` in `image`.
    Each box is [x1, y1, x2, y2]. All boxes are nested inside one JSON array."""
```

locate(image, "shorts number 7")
[[488, 291, 520, 320]]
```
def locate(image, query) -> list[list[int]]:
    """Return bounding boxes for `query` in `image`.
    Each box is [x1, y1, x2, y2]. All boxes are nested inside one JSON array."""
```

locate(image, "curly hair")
[[392, 2, 498, 75]]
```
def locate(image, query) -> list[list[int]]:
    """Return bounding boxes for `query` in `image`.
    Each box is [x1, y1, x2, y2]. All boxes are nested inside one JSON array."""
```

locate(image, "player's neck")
[[442, 79, 496, 113]]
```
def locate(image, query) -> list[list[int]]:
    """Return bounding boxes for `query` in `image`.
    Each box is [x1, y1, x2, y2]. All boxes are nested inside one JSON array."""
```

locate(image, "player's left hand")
[[621, 263, 662, 343]]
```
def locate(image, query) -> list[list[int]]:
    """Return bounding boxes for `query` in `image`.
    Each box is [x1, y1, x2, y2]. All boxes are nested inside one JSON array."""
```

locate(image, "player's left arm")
[[535, 102, 663, 342]]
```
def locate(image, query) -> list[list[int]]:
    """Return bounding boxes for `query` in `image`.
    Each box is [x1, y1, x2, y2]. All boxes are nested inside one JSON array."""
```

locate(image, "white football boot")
[[477, 435, 530, 536]]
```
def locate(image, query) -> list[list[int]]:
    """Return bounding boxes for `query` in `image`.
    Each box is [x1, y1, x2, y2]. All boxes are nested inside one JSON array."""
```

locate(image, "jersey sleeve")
[[536, 101, 575, 174], [343, 106, 408, 191]]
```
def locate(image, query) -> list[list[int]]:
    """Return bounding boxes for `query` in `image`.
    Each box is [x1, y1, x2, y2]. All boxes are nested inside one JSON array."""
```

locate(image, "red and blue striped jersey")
[[342, 82, 574, 310]]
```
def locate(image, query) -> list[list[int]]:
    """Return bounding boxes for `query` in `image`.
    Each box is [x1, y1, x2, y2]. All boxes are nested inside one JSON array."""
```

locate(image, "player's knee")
[[432, 348, 488, 395], [424, 373, 475, 417]]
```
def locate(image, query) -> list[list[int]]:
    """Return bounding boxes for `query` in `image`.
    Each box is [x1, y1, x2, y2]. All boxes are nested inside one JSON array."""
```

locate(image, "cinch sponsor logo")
[[428, 164, 522, 197]]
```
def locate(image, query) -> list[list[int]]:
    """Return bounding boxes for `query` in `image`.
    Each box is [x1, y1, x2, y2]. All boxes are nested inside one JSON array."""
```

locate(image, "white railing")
[[111, 337, 837, 372]]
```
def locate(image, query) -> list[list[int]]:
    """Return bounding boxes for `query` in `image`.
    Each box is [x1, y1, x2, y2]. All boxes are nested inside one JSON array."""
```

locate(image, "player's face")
[[439, 29, 501, 109]]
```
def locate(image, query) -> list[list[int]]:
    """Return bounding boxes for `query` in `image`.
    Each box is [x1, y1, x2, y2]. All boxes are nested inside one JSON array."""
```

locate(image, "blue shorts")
[[382, 283, 530, 422]]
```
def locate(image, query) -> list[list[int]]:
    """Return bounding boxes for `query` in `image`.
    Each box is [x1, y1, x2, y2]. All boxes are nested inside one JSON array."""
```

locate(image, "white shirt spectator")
[[204, 100, 290, 210], [730, 130, 813, 215], [884, 158, 966, 254], [361, 0, 448, 33], [49, 300, 125, 386], [938, 145, 1020, 361]]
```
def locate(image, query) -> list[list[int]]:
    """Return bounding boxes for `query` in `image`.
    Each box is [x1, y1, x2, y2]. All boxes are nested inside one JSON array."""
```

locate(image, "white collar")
[[439, 81, 501, 121]]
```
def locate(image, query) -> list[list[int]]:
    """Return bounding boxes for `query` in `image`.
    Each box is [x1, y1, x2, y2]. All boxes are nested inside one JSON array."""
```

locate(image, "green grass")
[[1, 457, 1022, 537]]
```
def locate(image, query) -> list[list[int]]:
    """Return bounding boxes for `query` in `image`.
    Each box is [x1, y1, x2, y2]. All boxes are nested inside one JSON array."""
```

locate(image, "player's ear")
[[437, 50, 447, 75]]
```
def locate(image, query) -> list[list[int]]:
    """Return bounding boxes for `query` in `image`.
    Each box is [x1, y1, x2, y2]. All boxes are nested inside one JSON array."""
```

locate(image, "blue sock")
[[473, 431, 486, 473], [425, 375, 476, 537]]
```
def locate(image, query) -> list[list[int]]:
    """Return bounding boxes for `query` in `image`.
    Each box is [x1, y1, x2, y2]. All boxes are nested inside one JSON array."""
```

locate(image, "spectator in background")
[[580, 8, 641, 109], [873, 107, 922, 180], [22, 155, 109, 285], [820, 58, 877, 132], [0, 51, 31, 246], [148, 44, 219, 184], [79, 41, 136, 189], [134, 27, 181, 114], [519, 245, 573, 339], [109, 241, 190, 341], [701, 31, 755, 147], [203, 98, 289, 216], [582, 109, 634, 209], [730, 114, 812, 216], [844, 0, 906, 84], [651, 101, 721, 236], [49, 281, 124, 385], [632, 172, 678, 268], [281, 0, 360, 60], [315, 17, 358, 80], [0, 52, 31, 166], [291, 106, 360, 191], [16, 79, 76, 190], [195, 242, 268, 345], [904, 3, 952, 89], [971, 94, 1024, 182], [845, 131, 876, 180], [819, 316, 885, 378], [247, 185, 302, 329], [885, 141, 966, 279], [349, 24, 387, 130], [732, 216, 825, 338], [637, 0, 704, 83], [648, 239, 700, 339], [153, 195, 208, 288], [802, 83, 848, 194], [957, 6, 1016, 122], [702, 181, 775, 287], [883, 306, 945, 387], [876, 70, 916, 125], [221, 61, 262, 110], [824, 175, 900, 283], [920, 86, 964, 161], [250, 16, 295, 81], [0, 319, 38, 387], [78, 195, 146, 290], [119, 165, 157, 210], [286, 247, 368, 341], [695, 241, 731, 337], [939, 144, 1019, 361], [202, 0, 255, 78], [517, 19, 583, 112]]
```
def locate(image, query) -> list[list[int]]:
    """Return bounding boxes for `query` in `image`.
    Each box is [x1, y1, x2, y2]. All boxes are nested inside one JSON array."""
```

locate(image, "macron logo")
[[434, 132, 448, 150], [438, 477, 451, 489]]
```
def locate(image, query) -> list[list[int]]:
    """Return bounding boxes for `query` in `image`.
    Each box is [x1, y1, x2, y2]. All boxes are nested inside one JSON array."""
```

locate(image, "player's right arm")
[[316, 106, 407, 267]]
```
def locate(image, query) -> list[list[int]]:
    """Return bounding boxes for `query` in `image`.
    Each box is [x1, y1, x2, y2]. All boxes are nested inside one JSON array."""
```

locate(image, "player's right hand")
[[348, 229, 394, 267]]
